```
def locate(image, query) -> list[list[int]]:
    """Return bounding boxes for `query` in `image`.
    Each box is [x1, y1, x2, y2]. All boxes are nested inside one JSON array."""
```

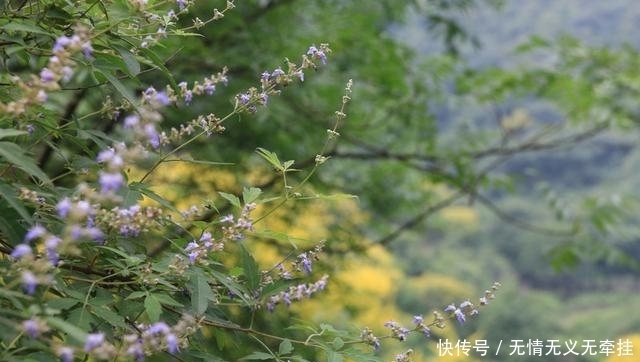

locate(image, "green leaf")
[[137, 47, 177, 88], [255, 147, 283, 171], [114, 45, 141, 76], [45, 317, 87, 343], [0, 141, 51, 184], [249, 229, 295, 247], [0, 181, 33, 224], [278, 339, 293, 355], [0, 21, 51, 36], [93, 68, 141, 113], [153, 293, 184, 307], [241, 244, 260, 291], [126, 291, 147, 300], [188, 267, 215, 315], [240, 352, 274, 360], [242, 187, 262, 204], [46, 298, 79, 311], [326, 350, 344, 362], [218, 192, 241, 209], [0, 129, 27, 139], [130, 182, 178, 212], [332, 337, 345, 350], [209, 268, 252, 305], [92, 306, 128, 329], [548, 243, 580, 271], [144, 294, 162, 322]]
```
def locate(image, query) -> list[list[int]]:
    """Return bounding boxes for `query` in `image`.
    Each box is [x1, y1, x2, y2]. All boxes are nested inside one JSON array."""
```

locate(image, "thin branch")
[[473, 192, 576, 237], [469, 122, 609, 159], [376, 190, 465, 246]]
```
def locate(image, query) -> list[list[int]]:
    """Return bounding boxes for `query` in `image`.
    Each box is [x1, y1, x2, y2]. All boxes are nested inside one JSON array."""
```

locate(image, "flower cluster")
[[360, 282, 502, 353], [122, 315, 197, 360], [265, 275, 329, 312], [183, 231, 224, 265], [175, 68, 229, 105], [360, 327, 381, 351], [236, 44, 332, 114], [291, 242, 324, 275], [98, 204, 163, 237], [11, 225, 57, 293], [393, 349, 414, 362], [384, 320, 411, 342], [220, 202, 257, 240], [1, 26, 92, 116]]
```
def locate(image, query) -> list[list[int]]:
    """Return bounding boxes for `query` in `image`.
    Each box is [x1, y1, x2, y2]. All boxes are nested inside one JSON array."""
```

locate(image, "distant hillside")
[[397, 0, 640, 67]]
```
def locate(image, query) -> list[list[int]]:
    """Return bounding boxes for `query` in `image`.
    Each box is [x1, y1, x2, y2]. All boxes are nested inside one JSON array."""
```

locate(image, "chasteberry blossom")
[[10, 244, 32, 259], [84, 333, 105, 351]]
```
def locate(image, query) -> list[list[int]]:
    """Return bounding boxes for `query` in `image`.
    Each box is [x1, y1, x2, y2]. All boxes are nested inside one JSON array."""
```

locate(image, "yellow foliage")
[[406, 273, 474, 308], [439, 206, 478, 229], [604, 333, 640, 361], [126, 157, 239, 213]]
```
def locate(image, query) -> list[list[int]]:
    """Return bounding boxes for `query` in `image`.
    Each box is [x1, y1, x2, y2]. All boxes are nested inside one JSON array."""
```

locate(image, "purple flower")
[[183, 90, 193, 105], [412, 315, 423, 325], [22, 271, 38, 295], [307, 45, 318, 56], [99, 172, 125, 193], [444, 304, 456, 313], [53, 36, 72, 53], [40, 68, 56, 83], [45, 236, 62, 265], [84, 332, 105, 351], [144, 124, 160, 148], [58, 346, 74, 362], [26, 124, 35, 134], [57, 198, 72, 218], [204, 81, 215, 95], [147, 322, 170, 335], [61, 66, 73, 82], [86, 227, 105, 243], [271, 68, 285, 78], [25, 225, 47, 242], [261, 71, 270, 81], [282, 292, 292, 307], [11, 244, 32, 259], [238, 93, 251, 105], [199, 232, 212, 243], [299, 254, 312, 275], [307, 46, 327, 64], [22, 319, 40, 337], [82, 42, 93, 59], [154, 91, 170, 106], [454, 308, 466, 325], [96, 148, 116, 163], [177, 0, 187, 9], [123, 114, 140, 129], [166, 333, 179, 353], [126, 340, 144, 361]]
